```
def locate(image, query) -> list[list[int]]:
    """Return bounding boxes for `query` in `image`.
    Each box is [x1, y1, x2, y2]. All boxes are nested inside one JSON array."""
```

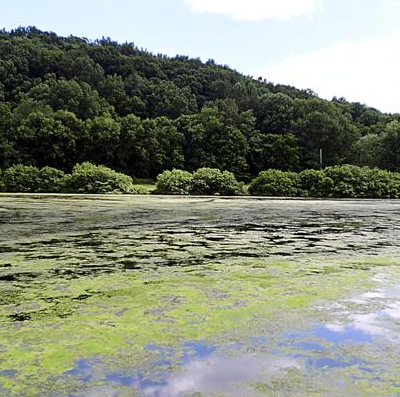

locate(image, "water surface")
[[1, 195, 400, 396]]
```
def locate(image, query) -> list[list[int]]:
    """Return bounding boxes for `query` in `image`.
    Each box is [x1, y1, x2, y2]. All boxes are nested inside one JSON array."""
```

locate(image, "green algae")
[[0, 257, 391, 396], [1, 195, 400, 396]]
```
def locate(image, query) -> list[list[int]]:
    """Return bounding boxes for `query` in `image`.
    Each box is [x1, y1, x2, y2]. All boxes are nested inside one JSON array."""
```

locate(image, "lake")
[[1, 195, 400, 396]]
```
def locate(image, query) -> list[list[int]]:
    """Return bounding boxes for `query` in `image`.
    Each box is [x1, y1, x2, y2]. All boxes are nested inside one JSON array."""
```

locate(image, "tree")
[[98, 74, 130, 116], [85, 116, 121, 168], [176, 114, 207, 172], [12, 108, 87, 170], [380, 121, 400, 171], [291, 98, 360, 169], [0, 102, 16, 168], [118, 114, 151, 176], [0, 27, 398, 179], [143, 78, 198, 119], [27, 75, 108, 119], [194, 101, 253, 178], [248, 132, 299, 174], [254, 93, 294, 134], [351, 134, 383, 168]]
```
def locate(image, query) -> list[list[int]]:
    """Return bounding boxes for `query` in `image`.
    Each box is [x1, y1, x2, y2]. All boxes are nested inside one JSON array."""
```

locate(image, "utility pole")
[[319, 148, 323, 170]]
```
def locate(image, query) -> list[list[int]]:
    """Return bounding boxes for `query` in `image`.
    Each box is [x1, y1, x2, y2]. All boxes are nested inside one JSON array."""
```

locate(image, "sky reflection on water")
[[70, 279, 400, 397]]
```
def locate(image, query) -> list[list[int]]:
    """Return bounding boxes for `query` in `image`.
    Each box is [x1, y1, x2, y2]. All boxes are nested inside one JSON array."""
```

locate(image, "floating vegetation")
[[1, 195, 400, 396]]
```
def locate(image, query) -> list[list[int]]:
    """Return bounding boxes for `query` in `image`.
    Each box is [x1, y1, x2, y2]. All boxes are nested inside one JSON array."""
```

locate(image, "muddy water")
[[1, 195, 400, 396]]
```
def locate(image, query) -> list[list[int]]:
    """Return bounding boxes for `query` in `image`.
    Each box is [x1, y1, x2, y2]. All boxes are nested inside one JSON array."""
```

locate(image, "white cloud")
[[137, 355, 300, 396], [258, 33, 400, 114], [183, 0, 322, 21]]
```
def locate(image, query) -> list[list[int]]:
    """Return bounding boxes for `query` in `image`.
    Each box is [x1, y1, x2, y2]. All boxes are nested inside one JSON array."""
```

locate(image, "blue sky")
[[2, 0, 400, 113]]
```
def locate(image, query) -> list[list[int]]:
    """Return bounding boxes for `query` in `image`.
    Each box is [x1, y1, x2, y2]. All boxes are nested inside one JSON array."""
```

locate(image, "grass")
[[132, 179, 156, 194]]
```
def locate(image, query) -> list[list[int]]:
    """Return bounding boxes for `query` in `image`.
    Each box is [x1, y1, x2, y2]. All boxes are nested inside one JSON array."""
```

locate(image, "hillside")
[[0, 26, 399, 179]]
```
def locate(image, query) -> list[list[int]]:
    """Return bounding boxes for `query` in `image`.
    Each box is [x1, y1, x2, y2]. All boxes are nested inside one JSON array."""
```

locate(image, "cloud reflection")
[[135, 355, 300, 397]]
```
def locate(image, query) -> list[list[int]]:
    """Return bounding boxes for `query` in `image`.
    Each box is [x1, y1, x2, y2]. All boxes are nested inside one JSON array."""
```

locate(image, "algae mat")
[[1, 195, 400, 396]]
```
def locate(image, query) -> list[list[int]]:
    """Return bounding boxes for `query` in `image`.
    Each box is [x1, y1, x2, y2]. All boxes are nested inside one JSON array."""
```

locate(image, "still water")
[[1, 195, 400, 396]]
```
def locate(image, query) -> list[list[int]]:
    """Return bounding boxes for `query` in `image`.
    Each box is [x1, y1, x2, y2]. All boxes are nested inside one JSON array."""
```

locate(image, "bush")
[[66, 162, 134, 194], [322, 165, 397, 198], [155, 169, 193, 195], [191, 168, 243, 195], [249, 165, 400, 198], [371, 169, 400, 198], [298, 169, 333, 197], [323, 165, 365, 198], [324, 166, 400, 198], [249, 169, 299, 196], [3, 165, 42, 192], [2, 165, 67, 193], [37, 167, 67, 193]]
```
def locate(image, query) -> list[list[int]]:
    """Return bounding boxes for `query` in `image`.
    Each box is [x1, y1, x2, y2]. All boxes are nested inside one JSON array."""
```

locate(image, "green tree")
[[254, 93, 294, 134], [248, 132, 299, 174], [175, 114, 207, 172], [118, 114, 151, 175], [0, 102, 16, 168], [292, 98, 360, 169], [380, 121, 400, 171], [27, 75, 108, 119], [12, 108, 87, 170], [85, 116, 121, 167], [351, 134, 384, 168], [143, 78, 198, 119], [0, 27, 399, 178], [196, 101, 253, 178]]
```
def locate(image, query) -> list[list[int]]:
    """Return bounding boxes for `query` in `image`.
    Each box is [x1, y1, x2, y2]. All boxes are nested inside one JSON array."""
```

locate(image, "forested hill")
[[0, 27, 399, 180]]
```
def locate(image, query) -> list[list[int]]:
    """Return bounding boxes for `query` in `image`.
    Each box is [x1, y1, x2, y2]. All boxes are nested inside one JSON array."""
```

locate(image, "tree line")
[[0, 27, 400, 180]]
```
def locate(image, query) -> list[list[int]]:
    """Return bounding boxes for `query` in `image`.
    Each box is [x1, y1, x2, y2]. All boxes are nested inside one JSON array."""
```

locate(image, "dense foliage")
[[248, 169, 299, 197], [0, 162, 137, 194], [155, 167, 243, 195], [249, 165, 400, 198], [155, 169, 193, 195], [2, 162, 400, 197], [2, 164, 67, 192], [0, 27, 399, 180], [67, 162, 135, 193]]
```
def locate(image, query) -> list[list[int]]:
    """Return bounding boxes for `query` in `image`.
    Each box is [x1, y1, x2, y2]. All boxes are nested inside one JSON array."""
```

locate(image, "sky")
[[2, 0, 400, 113]]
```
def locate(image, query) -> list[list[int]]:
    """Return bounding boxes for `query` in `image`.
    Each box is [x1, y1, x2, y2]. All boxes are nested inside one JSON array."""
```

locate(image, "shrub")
[[37, 167, 67, 193], [249, 165, 400, 198], [358, 168, 400, 198], [155, 169, 193, 195], [249, 170, 299, 196], [3, 165, 42, 192], [2, 165, 68, 193], [67, 162, 134, 194], [298, 169, 333, 197], [323, 165, 365, 198], [388, 173, 400, 198], [191, 168, 243, 195], [324, 165, 400, 198]]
